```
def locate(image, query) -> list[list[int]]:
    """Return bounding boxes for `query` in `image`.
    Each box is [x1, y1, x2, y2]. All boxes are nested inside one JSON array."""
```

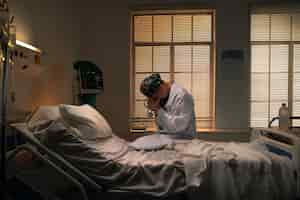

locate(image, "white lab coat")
[[156, 82, 196, 139]]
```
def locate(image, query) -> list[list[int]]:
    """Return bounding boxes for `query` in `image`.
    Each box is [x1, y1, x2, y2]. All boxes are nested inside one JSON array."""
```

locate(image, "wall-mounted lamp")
[[16, 40, 42, 54]]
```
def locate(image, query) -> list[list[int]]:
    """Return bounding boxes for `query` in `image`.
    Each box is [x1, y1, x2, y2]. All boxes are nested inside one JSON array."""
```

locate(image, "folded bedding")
[[129, 133, 174, 151]]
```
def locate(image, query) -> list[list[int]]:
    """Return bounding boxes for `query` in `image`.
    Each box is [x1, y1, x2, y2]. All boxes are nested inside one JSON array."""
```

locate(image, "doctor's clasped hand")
[[147, 94, 164, 113]]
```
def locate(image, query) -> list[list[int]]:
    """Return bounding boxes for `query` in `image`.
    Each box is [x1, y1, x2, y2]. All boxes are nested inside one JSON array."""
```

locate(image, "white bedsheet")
[[44, 128, 296, 199], [19, 105, 297, 199], [129, 134, 174, 151]]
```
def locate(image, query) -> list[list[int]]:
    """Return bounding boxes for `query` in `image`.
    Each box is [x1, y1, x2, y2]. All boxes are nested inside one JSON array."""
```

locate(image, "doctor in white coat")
[[140, 73, 196, 139]]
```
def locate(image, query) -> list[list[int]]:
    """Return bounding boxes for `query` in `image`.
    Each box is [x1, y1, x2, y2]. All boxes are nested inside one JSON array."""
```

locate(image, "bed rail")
[[7, 144, 89, 200], [9, 123, 104, 199], [268, 116, 300, 128]]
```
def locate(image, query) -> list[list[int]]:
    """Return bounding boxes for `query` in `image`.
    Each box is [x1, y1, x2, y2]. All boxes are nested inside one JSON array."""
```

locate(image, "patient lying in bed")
[[17, 104, 297, 200]]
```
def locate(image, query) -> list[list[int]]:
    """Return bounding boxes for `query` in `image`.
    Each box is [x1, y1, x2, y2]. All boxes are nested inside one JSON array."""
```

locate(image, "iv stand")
[[1, 40, 9, 200], [0, 2, 10, 198]]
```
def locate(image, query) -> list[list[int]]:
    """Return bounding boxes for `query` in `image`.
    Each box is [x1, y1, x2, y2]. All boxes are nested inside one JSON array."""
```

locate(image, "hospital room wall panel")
[[3, 0, 82, 122], [5, 63, 69, 122], [215, 0, 251, 129], [10, 0, 81, 66], [79, 1, 131, 136]]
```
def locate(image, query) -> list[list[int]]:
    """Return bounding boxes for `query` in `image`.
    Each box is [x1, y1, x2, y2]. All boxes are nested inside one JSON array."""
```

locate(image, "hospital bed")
[[6, 124, 298, 200], [5, 105, 299, 200]]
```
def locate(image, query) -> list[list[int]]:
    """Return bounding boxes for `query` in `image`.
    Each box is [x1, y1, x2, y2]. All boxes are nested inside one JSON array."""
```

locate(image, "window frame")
[[249, 13, 300, 127], [130, 9, 216, 131]]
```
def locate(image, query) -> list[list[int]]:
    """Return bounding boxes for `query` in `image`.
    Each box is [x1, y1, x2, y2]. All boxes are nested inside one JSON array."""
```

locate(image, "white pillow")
[[129, 134, 173, 151], [26, 106, 67, 144], [27, 106, 61, 133], [59, 104, 112, 140]]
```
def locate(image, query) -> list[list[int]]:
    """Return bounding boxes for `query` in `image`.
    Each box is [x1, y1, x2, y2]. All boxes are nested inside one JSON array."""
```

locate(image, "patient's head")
[[140, 73, 162, 98], [140, 74, 170, 98], [140, 73, 171, 107]]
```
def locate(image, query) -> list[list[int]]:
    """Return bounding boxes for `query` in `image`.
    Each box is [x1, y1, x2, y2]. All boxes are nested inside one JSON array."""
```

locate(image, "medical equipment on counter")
[[279, 103, 290, 131], [268, 104, 291, 131]]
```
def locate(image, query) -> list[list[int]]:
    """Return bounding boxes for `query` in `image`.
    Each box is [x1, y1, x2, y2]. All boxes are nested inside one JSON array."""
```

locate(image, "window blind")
[[250, 6, 300, 127], [174, 45, 192, 72], [132, 12, 214, 130], [293, 44, 300, 126], [193, 15, 212, 42], [153, 46, 171, 72], [271, 15, 290, 41], [293, 14, 300, 41], [173, 15, 192, 42], [250, 45, 269, 127], [153, 15, 172, 42], [135, 46, 152, 72], [251, 15, 270, 41], [134, 16, 152, 42]]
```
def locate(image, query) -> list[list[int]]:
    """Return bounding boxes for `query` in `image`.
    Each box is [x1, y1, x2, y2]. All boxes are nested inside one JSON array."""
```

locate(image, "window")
[[250, 6, 300, 127], [130, 10, 215, 131]]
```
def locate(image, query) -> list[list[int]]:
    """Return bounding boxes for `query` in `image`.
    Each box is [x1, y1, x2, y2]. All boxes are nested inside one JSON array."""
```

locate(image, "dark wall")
[[6, 0, 81, 120]]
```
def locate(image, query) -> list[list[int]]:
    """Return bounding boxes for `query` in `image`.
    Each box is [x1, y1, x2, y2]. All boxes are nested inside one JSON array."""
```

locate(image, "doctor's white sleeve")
[[156, 94, 194, 134]]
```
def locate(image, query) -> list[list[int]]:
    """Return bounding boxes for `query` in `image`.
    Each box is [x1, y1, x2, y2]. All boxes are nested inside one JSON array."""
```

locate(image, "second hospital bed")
[[6, 105, 299, 200]]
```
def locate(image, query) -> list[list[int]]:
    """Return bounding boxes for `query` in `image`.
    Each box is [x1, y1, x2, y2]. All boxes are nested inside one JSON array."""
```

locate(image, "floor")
[[5, 176, 188, 200], [6, 177, 44, 200]]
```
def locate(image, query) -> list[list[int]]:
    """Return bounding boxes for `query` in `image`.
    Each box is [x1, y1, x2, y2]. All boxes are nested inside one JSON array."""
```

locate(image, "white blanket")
[[129, 134, 173, 151], [39, 127, 296, 199]]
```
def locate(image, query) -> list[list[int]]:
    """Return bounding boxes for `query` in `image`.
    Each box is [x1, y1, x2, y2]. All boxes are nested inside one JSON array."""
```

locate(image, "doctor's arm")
[[156, 94, 194, 134]]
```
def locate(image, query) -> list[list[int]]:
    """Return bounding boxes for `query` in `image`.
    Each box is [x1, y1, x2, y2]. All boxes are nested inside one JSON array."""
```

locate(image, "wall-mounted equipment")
[[221, 49, 244, 63], [73, 61, 103, 94], [73, 61, 104, 107], [16, 40, 42, 54]]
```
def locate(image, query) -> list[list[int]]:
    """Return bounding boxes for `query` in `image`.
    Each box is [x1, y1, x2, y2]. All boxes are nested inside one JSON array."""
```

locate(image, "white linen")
[[27, 106, 61, 133], [59, 104, 112, 140], [156, 82, 196, 139], [129, 133, 173, 151], [48, 131, 296, 200], [174, 140, 296, 200]]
